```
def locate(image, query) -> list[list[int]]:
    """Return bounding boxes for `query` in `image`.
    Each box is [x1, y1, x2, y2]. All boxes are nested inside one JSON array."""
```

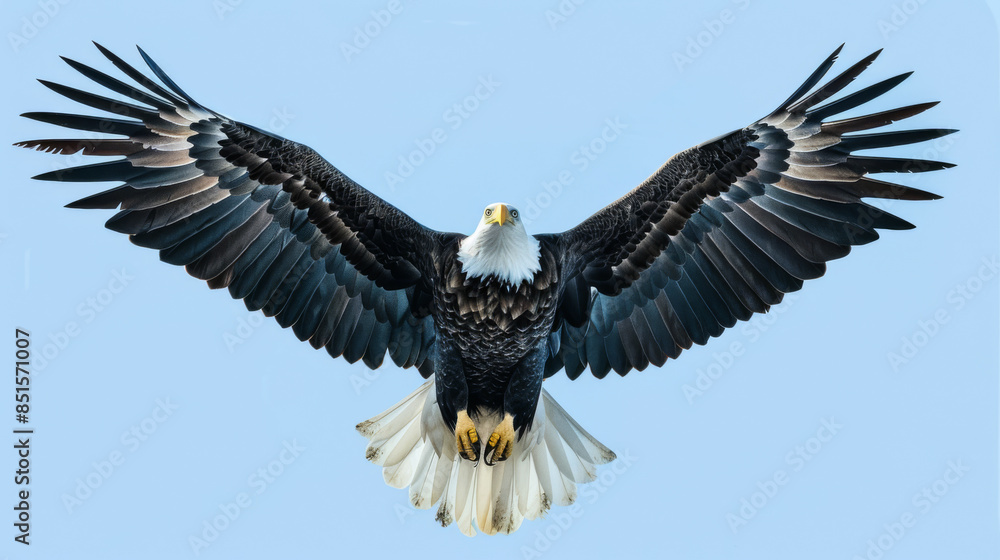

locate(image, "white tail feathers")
[[356, 380, 616, 536]]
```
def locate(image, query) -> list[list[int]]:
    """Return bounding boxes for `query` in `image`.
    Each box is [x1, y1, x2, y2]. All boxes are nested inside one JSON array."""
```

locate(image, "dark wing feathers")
[[546, 47, 954, 379], [18, 44, 953, 384], [16, 44, 438, 375]]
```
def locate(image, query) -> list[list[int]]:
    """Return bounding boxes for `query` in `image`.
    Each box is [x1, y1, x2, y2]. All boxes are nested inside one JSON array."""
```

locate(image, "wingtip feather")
[[135, 44, 199, 105]]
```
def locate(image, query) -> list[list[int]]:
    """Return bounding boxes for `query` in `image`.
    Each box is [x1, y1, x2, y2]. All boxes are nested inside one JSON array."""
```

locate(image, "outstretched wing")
[[16, 43, 440, 374], [545, 46, 955, 379]]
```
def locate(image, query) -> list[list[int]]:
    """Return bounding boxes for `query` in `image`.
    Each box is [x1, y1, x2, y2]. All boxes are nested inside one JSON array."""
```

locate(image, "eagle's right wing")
[[16, 43, 441, 374]]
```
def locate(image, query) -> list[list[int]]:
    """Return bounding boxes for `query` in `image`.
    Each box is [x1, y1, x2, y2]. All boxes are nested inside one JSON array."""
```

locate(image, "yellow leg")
[[455, 410, 480, 462], [484, 413, 515, 466]]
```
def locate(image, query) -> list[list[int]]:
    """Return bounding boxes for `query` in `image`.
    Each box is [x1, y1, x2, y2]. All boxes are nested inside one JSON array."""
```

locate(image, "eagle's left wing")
[[16, 44, 442, 374], [544, 46, 955, 379]]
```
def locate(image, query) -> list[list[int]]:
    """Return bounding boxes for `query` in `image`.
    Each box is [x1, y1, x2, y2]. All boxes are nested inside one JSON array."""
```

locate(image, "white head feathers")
[[457, 203, 541, 286]]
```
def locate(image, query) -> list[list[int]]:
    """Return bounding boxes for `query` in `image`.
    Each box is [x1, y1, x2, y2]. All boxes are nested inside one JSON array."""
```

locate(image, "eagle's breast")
[[433, 243, 560, 368]]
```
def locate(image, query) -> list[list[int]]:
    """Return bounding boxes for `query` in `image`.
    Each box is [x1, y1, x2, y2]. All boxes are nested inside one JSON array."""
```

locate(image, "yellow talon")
[[455, 410, 480, 462], [484, 414, 515, 466]]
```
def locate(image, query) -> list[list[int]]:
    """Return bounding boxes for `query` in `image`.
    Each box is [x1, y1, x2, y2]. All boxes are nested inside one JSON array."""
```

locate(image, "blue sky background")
[[1, 1, 997, 559]]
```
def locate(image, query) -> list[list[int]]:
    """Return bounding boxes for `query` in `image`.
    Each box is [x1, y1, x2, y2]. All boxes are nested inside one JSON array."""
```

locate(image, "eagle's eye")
[[485, 208, 493, 216], [510, 209, 518, 218]]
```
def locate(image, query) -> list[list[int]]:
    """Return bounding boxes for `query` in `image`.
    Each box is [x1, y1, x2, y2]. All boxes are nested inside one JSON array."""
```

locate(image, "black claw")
[[484, 441, 504, 466], [471, 440, 481, 463], [460, 438, 480, 463]]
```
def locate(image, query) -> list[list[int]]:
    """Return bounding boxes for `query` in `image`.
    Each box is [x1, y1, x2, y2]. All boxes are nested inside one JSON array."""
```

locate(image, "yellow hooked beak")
[[485, 204, 510, 226]]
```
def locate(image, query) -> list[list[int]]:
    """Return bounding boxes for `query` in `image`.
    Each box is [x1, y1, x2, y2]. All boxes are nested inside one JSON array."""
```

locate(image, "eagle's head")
[[457, 203, 541, 286]]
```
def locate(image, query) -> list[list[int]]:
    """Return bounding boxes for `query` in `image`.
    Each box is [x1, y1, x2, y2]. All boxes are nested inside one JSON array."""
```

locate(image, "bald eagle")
[[17, 44, 953, 536]]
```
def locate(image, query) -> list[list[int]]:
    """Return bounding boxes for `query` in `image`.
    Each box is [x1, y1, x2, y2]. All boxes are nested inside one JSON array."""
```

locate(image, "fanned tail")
[[356, 380, 616, 536]]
